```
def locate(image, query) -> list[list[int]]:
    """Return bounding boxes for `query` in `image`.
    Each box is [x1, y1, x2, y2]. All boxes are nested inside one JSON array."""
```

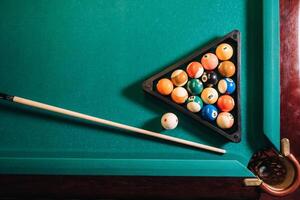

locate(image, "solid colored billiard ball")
[[171, 69, 188, 86], [201, 105, 218, 121], [186, 62, 204, 78], [161, 113, 178, 130], [217, 95, 235, 112], [218, 78, 236, 94], [201, 53, 219, 70], [156, 78, 174, 95], [201, 88, 219, 104], [171, 87, 188, 104], [201, 71, 218, 87], [186, 96, 203, 113], [218, 61, 236, 77], [216, 43, 233, 60], [216, 112, 234, 129], [186, 79, 203, 95]]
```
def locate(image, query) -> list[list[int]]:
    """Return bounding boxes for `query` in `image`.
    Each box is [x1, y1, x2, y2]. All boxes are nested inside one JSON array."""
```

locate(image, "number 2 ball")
[[186, 96, 203, 113], [201, 105, 218, 121], [216, 112, 234, 129], [186, 62, 204, 78]]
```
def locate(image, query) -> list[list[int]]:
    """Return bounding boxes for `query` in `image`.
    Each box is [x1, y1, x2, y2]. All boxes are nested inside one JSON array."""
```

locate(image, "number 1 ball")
[[161, 113, 178, 130], [187, 96, 203, 113], [186, 62, 204, 78], [201, 53, 219, 70], [171, 87, 188, 104], [216, 43, 233, 60], [156, 78, 174, 95], [201, 105, 218, 121], [216, 112, 234, 129]]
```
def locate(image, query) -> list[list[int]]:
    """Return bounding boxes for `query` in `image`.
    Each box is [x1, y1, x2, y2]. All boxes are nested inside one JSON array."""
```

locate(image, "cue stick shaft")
[[0, 93, 225, 154]]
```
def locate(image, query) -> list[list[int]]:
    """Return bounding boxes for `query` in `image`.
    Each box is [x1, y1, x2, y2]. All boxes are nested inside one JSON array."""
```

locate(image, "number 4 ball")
[[161, 113, 178, 130], [201, 105, 218, 121]]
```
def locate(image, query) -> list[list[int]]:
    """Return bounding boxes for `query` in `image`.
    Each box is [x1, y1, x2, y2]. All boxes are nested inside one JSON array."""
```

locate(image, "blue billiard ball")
[[201, 105, 218, 121], [218, 78, 236, 94]]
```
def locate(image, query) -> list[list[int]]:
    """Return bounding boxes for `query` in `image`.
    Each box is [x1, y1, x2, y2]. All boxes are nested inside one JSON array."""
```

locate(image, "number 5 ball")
[[161, 113, 178, 130], [156, 78, 174, 95], [217, 95, 235, 112]]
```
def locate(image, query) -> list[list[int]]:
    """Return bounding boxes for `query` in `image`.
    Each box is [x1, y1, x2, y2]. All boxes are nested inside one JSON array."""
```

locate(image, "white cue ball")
[[161, 113, 178, 130]]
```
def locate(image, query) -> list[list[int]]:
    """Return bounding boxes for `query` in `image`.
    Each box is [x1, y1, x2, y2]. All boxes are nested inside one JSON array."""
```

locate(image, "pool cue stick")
[[0, 93, 226, 154]]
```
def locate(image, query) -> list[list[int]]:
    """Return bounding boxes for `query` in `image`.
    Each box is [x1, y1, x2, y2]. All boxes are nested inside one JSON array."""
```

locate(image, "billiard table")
[[0, 0, 299, 199]]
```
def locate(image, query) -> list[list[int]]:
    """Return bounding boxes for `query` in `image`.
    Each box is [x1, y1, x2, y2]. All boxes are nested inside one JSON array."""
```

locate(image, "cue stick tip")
[[0, 92, 14, 101]]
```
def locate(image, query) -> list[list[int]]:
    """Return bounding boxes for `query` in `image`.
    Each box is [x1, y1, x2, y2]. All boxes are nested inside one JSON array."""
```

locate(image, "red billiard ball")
[[217, 95, 235, 112]]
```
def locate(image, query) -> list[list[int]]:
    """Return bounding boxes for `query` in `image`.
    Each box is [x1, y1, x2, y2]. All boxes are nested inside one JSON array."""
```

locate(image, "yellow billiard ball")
[[216, 43, 233, 60], [201, 88, 218, 104]]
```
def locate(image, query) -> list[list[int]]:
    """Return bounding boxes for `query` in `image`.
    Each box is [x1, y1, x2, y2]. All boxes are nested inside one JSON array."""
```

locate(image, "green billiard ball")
[[186, 96, 203, 113], [186, 79, 203, 95]]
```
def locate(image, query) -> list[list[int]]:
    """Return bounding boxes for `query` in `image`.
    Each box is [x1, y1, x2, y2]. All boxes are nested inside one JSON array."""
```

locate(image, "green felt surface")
[[0, 0, 279, 176]]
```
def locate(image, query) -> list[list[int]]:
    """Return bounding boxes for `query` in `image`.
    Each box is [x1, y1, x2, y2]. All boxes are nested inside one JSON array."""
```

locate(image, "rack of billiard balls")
[[156, 43, 236, 130]]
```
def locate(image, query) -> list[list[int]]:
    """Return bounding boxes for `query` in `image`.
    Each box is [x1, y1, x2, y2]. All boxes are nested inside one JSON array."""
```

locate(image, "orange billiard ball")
[[216, 43, 233, 60], [171, 69, 188, 86], [171, 87, 188, 104], [218, 61, 236, 77], [217, 95, 235, 112], [201, 53, 219, 70], [156, 78, 174, 95]]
